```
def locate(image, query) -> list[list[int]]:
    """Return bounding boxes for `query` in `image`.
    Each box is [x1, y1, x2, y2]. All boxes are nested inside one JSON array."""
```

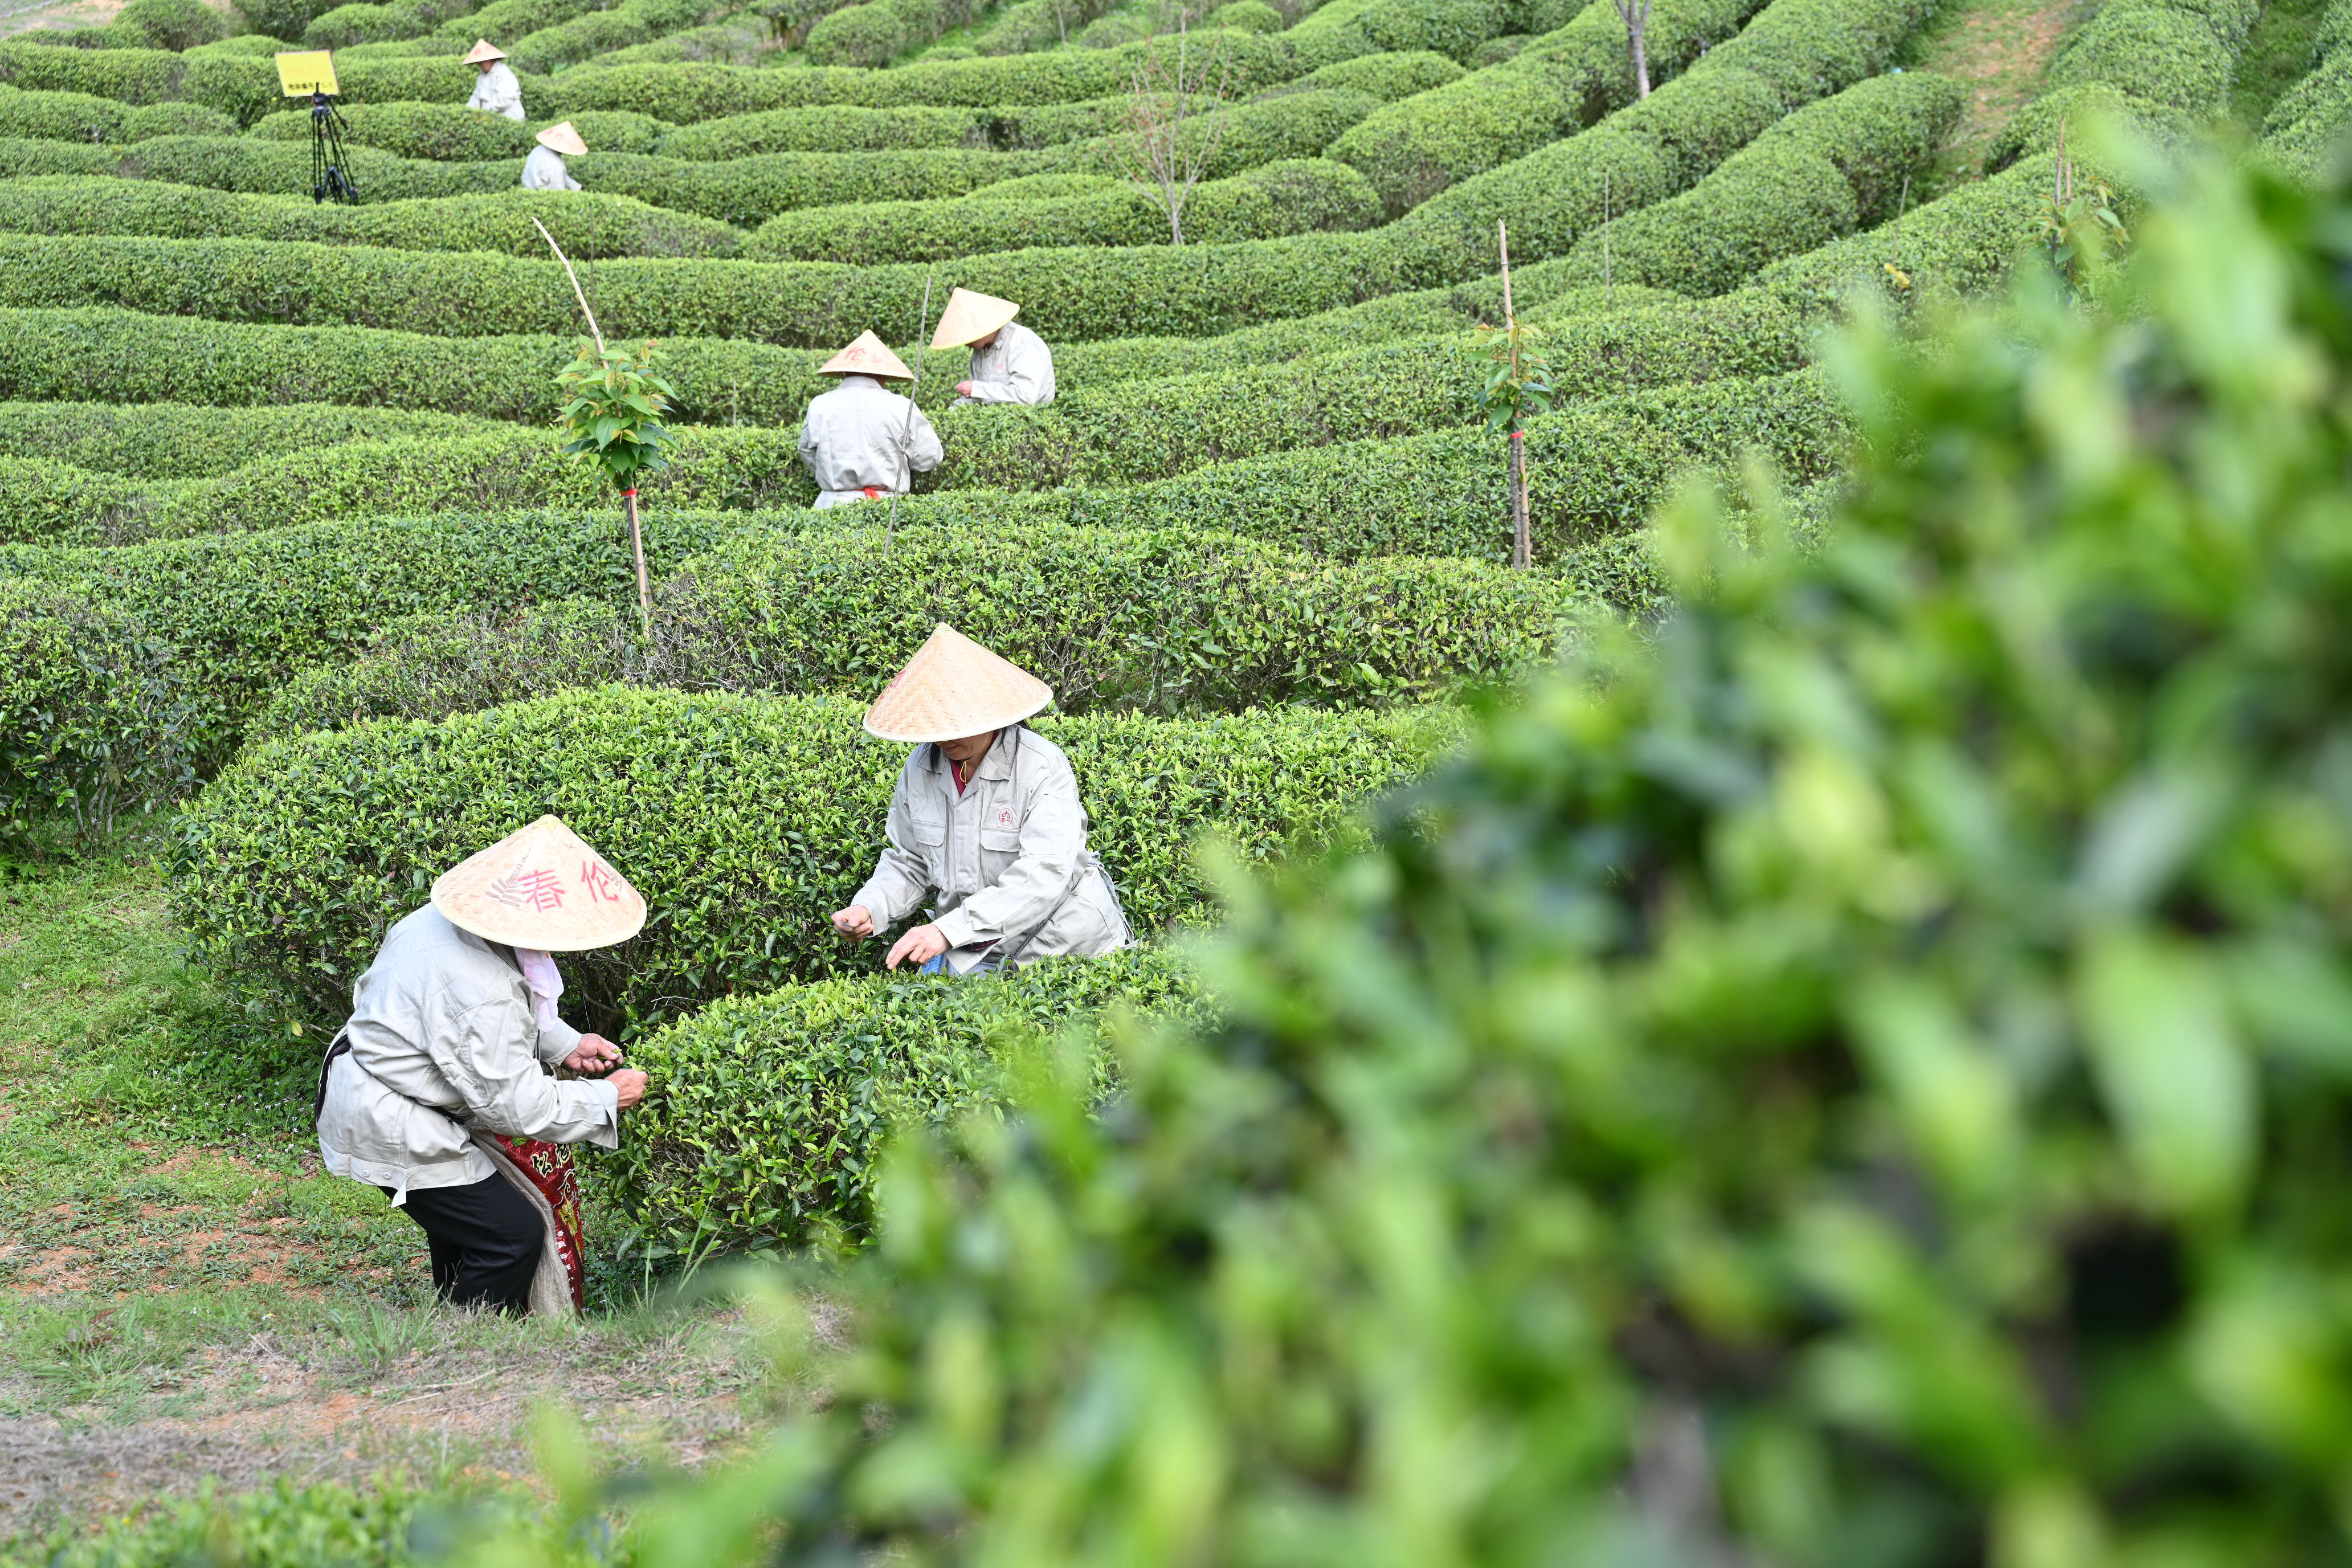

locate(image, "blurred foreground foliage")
[[459, 146, 2352, 1567]]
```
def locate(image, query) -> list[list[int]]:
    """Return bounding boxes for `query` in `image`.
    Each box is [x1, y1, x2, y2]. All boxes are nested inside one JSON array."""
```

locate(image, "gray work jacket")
[[467, 63, 525, 121], [851, 726, 1129, 964], [521, 145, 579, 191], [316, 905, 619, 1200], [799, 374, 944, 501], [955, 320, 1056, 406]]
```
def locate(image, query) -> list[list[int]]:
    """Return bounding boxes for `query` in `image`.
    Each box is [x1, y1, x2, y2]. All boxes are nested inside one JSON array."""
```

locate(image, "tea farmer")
[[463, 39, 525, 121], [831, 624, 1132, 973], [933, 287, 1056, 406], [522, 121, 586, 191], [315, 815, 650, 1317], [798, 330, 944, 508]]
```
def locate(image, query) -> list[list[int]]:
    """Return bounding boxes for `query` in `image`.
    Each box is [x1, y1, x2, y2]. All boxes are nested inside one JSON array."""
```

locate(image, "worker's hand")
[[885, 923, 950, 970], [954, 380, 975, 396], [562, 1033, 622, 1073], [609, 1069, 648, 1112], [832, 904, 875, 938]]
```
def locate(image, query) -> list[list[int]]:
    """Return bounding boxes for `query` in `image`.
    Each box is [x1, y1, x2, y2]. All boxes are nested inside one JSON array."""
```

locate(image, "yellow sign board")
[[274, 50, 340, 97]]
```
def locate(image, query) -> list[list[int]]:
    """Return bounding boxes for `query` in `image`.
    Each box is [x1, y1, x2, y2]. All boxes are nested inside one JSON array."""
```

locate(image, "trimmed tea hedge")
[[1513, 70, 1966, 298], [13, 355, 1836, 548], [0, 40, 495, 125], [501, 0, 734, 74], [1389, 0, 1950, 275], [301, 0, 488, 49], [1269, 46, 1464, 99], [0, 81, 235, 143], [2263, 2, 2352, 181], [93, 134, 1032, 222], [529, 29, 1303, 122], [609, 950, 1212, 1252], [1758, 153, 2053, 310], [0, 508, 815, 780], [1042, 280, 1681, 386], [0, 578, 194, 840], [1329, 0, 1762, 211], [927, 289, 1814, 488], [2044, 0, 2261, 119], [172, 688, 1467, 1029], [2, 424, 820, 545], [246, 521, 1585, 744], [742, 157, 1381, 263], [0, 307, 834, 425], [0, 398, 502, 479], [654, 102, 985, 160], [0, 176, 747, 259], [805, 0, 991, 68], [247, 103, 672, 160]]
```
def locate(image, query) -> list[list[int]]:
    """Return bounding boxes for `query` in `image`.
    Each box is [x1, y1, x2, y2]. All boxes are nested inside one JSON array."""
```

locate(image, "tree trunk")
[[1619, 0, 1651, 98], [624, 487, 651, 638], [1509, 424, 1530, 569]]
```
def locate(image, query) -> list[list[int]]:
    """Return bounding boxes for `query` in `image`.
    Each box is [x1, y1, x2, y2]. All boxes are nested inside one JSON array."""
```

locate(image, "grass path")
[[0, 836, 787, 1547], [1900, 0, 2100, 195]]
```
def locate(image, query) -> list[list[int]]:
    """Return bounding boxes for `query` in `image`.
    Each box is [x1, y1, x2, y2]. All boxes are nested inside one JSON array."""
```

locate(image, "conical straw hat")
[[930, 287, 1020, 349], [535, 121, 587, 156], [818, 329, 914, 381], [462, 38, 507, 63], [864, 624, 1054, 744], [432, 815, 647, 952]]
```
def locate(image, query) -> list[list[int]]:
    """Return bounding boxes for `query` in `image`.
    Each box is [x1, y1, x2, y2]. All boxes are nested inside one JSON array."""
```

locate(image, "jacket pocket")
[[909, 814, 947, 847], [979, 827, 1022, 853]]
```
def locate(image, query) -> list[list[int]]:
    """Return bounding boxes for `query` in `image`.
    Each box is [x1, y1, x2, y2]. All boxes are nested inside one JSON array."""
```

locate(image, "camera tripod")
[[309, 90, 358, 205]]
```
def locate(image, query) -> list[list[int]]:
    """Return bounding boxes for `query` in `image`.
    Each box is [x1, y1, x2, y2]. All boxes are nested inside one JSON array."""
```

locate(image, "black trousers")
[[382, 1174, 544, 1315]]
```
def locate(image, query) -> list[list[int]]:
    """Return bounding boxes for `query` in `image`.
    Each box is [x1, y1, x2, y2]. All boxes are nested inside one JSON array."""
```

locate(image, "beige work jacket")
[[851, 726, 1129, 966], [467, 63, 525, 121], [316, 905, 618, 1200], [954, 320, 1056, 406], [799, 373, 944, 503]]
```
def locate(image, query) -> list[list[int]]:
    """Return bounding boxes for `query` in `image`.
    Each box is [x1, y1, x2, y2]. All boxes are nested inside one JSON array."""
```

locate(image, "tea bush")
[[609, 950, 1213, 1255], [0, 399, 500, 478], [1, 508, 813, 765], [0, 177, 747, 259], [0, 82, 235, 142], [1329, 0, 1762, 209], [742, 157, 1382, 263], [245, 103, 670, 160], [172, 688, 1467, 1031], [244, 521, 1586, 743]]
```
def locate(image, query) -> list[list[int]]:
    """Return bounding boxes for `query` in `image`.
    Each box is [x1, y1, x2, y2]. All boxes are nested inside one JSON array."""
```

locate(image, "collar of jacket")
[[923, 727, 1020, 787]]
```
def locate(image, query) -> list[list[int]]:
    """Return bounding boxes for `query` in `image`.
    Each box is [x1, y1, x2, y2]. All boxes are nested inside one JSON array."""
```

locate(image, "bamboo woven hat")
[[432, 815, 647, 952], [535, 121, 588, 156], [462, 38, 507, 63], [818, 330, 914, 381], [864, 624, 1054, 744], [930, 287, 1020, 349]]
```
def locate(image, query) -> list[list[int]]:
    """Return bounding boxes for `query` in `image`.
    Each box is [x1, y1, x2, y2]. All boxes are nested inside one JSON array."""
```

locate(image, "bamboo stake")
[[535, 217, 647, 632], [532, 217, 606, 354], [885, 266, 938, 551], [1499, 219, 1530, 571]]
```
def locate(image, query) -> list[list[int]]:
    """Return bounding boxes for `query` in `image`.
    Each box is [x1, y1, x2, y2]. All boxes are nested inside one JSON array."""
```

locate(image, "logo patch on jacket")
[[998, 810, 1014, 826]]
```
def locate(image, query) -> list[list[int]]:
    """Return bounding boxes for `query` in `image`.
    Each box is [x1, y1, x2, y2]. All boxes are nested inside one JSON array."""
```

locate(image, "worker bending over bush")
[[315, 816, 649, 1317], [833, 625, 1131, 974], [935, 287, 1056, 406]]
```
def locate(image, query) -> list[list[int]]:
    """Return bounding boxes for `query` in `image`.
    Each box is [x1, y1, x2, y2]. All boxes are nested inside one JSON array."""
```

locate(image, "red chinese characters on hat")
[[580, 859, 623, 904]]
